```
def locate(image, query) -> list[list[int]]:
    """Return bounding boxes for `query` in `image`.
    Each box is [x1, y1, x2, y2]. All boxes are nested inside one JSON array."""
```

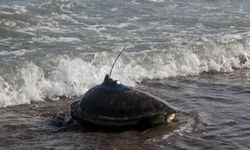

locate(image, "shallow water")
[[0, 69, 249, 150]]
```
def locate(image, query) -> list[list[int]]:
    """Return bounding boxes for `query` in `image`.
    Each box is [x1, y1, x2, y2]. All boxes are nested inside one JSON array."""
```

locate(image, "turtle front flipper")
[[70, 100, 80, 121]]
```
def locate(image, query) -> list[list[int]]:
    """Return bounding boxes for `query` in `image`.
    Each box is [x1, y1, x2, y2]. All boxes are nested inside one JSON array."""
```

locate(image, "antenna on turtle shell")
[[109, 47, 126, 78]]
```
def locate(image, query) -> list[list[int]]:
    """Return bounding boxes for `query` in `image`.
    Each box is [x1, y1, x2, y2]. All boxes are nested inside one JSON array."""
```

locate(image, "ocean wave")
[[32, 36, 81, 43], [0, 38, 249, 108], [0, 49, 35, 57], [0, 4, 27, 15], [1, 0, 250, 108]]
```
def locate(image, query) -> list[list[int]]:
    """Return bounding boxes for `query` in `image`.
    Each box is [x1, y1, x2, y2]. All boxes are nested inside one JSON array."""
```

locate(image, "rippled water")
[[1, 0, 250, 106], [1, 0, 250, 149], [0, 70, 250, 149]]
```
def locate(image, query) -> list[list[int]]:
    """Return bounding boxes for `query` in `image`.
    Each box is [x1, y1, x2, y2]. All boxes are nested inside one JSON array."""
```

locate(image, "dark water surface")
[[0, 69, 249, 150]]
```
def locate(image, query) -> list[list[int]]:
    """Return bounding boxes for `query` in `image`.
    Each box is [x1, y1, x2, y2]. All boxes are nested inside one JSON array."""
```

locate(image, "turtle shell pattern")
[[71, 75, 176, 126]]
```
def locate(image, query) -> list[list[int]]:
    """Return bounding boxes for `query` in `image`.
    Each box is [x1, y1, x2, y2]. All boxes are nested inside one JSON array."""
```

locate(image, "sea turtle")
[[70, 74, 177, 127], [68, 47, 177, 127]]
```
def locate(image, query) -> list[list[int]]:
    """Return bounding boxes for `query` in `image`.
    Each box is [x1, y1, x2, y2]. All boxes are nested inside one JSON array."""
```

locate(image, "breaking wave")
[[1, 33, 250, 107]]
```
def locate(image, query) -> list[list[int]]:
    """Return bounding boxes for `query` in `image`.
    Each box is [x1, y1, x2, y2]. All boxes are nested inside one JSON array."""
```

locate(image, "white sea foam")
[[52, 13, 79, 24], [32, 36, 81, 43], [148, 0, 164, 2], [0, 49, 35, 57], [3, 20, 17, 27], [0, 37, 12, 45], [0, 5, 27, 15]]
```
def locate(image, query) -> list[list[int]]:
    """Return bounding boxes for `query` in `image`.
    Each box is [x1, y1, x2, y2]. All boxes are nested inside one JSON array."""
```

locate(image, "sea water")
[[0, 0, 250, 149]]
